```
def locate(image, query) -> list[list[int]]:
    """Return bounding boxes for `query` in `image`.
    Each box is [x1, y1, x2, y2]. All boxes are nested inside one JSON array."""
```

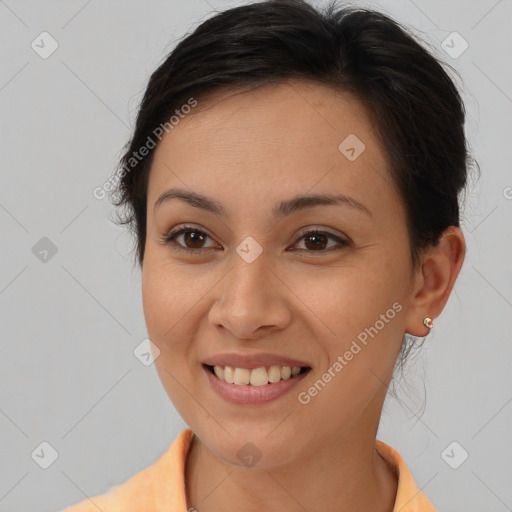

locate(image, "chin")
[[194, 423, 301, 469]]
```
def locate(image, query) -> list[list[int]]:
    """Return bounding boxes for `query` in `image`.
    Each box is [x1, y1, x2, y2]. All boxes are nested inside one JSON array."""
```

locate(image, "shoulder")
[[60, 428, 194, 512], [375, 440, 437, 512]]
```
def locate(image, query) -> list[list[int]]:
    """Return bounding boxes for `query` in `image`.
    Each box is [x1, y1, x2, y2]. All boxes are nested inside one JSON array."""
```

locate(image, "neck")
[[185, 405, 398, 512]]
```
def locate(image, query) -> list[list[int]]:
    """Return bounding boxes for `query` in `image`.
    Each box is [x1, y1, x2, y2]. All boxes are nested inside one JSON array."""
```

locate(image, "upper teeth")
[[213, 365, 302, 386]]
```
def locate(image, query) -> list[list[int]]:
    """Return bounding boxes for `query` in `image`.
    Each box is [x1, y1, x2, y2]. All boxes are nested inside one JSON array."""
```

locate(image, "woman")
[[62, 0, 471, 510]]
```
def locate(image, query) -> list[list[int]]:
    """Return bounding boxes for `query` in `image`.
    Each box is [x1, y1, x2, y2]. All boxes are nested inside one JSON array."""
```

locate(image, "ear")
[[404, 226, 466, 337]]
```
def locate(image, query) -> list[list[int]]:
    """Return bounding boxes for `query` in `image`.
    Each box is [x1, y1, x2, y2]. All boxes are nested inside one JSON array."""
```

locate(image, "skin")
[[141, 79, 466, 512]]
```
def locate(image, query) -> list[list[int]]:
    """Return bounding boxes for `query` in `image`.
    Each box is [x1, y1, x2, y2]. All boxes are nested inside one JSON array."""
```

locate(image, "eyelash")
[[160, 224, 350, 256]]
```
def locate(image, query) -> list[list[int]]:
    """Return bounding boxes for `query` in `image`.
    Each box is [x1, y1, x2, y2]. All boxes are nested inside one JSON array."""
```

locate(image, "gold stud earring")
[[423, 316, 433, 329]]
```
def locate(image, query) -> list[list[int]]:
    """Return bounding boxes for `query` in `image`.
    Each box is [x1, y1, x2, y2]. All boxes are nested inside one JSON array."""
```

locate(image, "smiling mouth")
[[204, 363, 311, 386]]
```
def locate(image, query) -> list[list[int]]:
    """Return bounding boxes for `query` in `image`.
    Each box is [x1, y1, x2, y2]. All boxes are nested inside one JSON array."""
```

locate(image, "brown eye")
[[161, 225, 349, 255], [291, 229, 349, 254], [163, 225, 219, 254], [303, 232, 329, 251], [181, 230, 207, 249]]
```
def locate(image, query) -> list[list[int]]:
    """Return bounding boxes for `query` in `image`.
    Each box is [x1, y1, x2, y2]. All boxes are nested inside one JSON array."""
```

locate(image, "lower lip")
[[203, 364, 310, 405]]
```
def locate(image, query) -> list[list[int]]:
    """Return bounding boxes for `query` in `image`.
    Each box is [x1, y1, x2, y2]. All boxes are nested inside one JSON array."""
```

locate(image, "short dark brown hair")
[[112, 0, 476, 273]]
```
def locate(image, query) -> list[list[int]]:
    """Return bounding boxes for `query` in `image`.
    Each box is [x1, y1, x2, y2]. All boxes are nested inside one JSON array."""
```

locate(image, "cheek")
[[142, 250, 192, 332], [292, 268, 406, 430], [141, 266, 167, 341], [142, 259, 201, 422], [298, 252, 408, 369], [141, 252, 216, 378], [141, 257, 190, 360]]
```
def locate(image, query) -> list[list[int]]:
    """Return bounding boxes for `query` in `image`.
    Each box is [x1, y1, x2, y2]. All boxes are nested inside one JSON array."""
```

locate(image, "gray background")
[[0, 0, 511, 511]]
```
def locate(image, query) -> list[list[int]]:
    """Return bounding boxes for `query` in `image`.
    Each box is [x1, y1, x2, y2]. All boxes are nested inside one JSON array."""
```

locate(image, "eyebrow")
[[153, 188, 372, 219]]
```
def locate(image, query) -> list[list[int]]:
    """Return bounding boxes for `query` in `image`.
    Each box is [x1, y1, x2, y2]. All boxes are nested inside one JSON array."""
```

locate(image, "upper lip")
[[202, 352, 312, 370]]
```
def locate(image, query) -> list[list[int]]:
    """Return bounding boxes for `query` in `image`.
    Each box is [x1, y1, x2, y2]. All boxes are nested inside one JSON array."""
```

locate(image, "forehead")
[[170, 80, 376, 154], [147, 79, 400, 221]]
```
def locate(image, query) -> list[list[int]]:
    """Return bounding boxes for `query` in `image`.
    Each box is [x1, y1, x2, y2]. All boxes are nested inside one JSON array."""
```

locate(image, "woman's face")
[[142, 80, 420, 467]]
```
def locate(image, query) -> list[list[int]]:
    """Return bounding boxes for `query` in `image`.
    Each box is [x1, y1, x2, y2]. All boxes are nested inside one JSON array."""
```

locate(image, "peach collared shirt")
[[61, 429, 436, 511]]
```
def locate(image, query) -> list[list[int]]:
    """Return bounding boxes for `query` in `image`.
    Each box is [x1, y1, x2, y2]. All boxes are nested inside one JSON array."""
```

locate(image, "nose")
[[208, 249, 292, 340]]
